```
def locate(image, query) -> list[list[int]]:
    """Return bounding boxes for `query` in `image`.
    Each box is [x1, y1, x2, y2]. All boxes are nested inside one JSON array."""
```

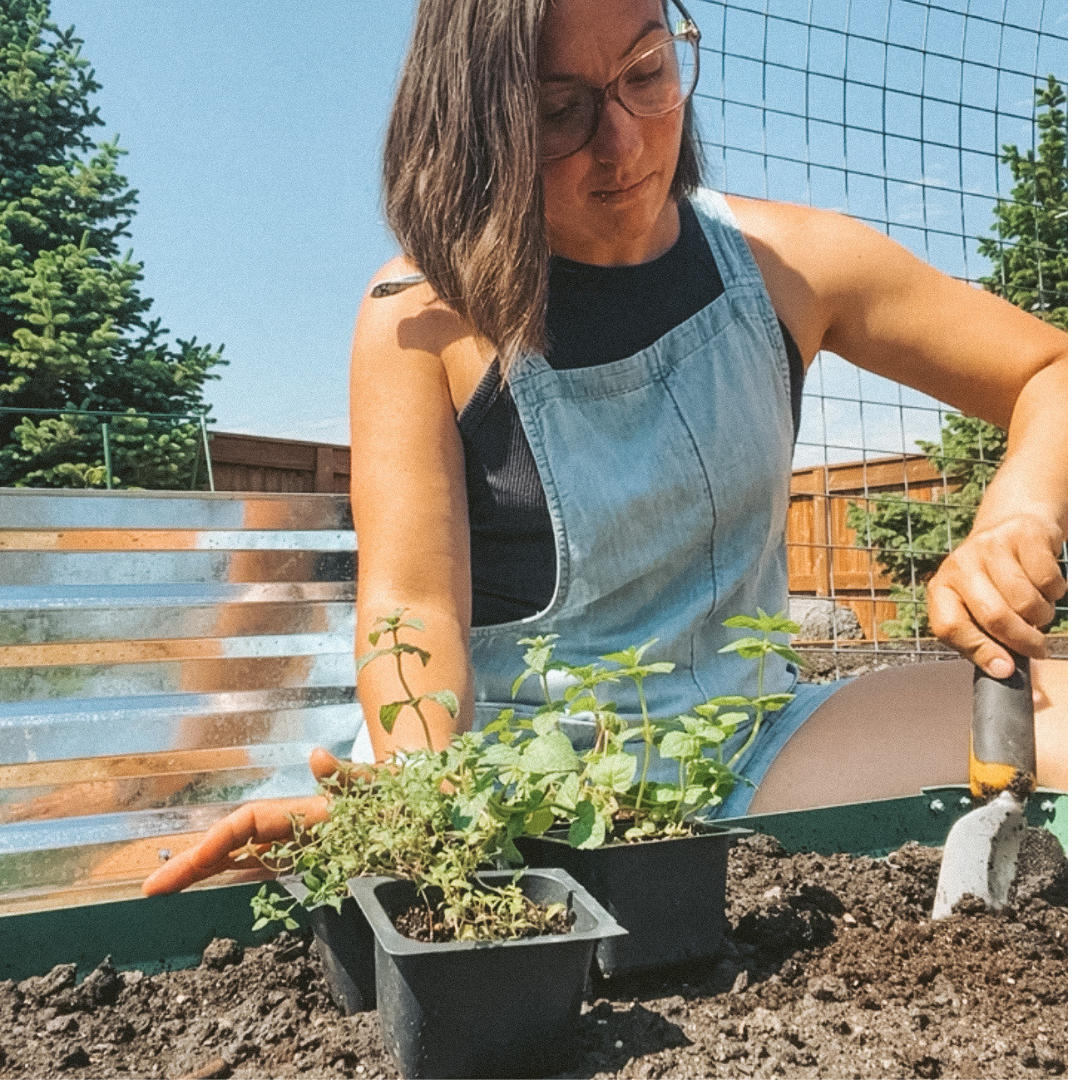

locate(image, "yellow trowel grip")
[[969, 653, 1037, 800]]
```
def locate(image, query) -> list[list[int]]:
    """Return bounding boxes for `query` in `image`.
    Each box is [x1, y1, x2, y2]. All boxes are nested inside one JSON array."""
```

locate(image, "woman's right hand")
[[140, 748, 350, 896]]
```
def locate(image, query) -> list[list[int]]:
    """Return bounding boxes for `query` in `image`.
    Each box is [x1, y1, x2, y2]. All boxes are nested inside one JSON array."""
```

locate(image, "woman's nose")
[[590, 92, 644, 166]]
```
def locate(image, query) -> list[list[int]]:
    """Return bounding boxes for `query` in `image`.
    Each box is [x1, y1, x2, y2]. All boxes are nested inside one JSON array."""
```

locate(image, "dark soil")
[[0, 832, 1065, 1080], [392, 898, 574, 943]]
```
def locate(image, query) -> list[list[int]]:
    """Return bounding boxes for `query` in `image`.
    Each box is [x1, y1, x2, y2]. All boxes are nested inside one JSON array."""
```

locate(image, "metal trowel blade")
[[931, 791, 1026, 919]]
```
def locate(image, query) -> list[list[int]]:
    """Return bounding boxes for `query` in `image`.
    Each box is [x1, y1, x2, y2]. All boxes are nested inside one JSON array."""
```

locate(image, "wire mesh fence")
[[684, 0, 1068, 674], [0, 408, 215, 492]]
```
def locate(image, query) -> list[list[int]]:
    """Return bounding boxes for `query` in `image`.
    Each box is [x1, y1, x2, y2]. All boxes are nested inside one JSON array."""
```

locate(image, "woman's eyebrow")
[[540, 20, 667, 83]]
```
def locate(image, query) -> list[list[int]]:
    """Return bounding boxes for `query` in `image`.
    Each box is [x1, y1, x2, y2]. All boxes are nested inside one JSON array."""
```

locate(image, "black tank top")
[[458, 199, 804, 627]]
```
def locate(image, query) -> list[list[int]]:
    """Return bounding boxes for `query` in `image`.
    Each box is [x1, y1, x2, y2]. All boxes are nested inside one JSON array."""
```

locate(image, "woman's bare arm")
[[350, 258, 485, 759], [731, 197, 1067, 676]]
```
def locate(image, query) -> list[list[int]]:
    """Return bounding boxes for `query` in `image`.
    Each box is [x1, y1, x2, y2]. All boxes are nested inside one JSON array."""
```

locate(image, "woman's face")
[[538, 0, 685, 266]]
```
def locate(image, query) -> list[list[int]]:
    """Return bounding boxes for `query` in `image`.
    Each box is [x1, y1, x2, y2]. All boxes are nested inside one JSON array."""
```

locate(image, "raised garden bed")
[[0, 818, 1065, 1080]]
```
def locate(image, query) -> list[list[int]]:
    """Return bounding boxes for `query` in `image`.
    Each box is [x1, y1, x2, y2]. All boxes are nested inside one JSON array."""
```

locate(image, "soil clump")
[[0, 833, 1065, 1079]]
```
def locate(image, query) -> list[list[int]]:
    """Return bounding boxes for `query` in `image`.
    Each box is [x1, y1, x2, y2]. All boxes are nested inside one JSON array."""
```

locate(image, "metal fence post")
[[101, 423, 113, 490], [200, 416, 215, 492]]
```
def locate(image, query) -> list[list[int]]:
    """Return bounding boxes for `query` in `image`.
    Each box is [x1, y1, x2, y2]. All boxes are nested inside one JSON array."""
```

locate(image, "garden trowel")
[[931, 652, 1036, 919]]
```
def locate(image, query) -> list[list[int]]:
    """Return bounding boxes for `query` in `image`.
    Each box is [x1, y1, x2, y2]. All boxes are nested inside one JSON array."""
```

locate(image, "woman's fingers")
[[141, 796, 329, 896], [1015, 538, 1069, 608], [927, 518, 1063, 676], [309, 746, 376, 787]]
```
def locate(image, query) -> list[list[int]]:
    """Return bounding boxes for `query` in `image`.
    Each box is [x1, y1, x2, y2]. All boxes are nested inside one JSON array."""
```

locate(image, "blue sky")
[[49, 0, 412, 444], [48, 0, 1065, 457]]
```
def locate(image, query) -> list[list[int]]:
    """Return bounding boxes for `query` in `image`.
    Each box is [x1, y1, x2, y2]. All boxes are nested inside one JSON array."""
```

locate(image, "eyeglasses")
[[538, 0, 701, 163]]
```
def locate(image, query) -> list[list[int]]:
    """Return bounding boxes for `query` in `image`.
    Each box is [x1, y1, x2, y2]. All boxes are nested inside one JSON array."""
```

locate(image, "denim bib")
[[470, 189, 800, 740]]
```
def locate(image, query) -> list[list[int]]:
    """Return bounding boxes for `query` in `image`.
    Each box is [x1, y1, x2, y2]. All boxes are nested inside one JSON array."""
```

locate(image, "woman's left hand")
[[927, 512, 1066, 677]]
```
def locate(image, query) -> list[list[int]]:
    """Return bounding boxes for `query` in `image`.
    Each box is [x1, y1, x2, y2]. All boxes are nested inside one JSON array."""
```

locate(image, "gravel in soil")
[[795, 636, 1067, 683], [0, 832, 1065, 1080]]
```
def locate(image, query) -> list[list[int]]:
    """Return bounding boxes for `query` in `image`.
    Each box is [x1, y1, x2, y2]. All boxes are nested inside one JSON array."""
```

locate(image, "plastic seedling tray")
[[281, 877, 376, 1014], [349, 868, 626, 1080], [516, 822, 751, 977]]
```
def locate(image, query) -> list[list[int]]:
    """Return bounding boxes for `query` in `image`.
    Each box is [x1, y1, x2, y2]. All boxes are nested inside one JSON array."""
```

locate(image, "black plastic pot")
[[281, 877, 376, 1014], [515, 823, 751, 977], [349, 868, 626, 1080]]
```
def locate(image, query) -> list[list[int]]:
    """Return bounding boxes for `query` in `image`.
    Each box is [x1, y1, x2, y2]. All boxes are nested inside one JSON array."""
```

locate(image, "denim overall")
[[467, 189, 843, 817]]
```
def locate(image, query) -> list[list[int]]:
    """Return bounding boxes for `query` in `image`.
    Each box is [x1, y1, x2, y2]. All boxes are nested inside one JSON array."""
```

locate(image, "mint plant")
[[486, 610, 804, 846], [355, 608, 460, 750]]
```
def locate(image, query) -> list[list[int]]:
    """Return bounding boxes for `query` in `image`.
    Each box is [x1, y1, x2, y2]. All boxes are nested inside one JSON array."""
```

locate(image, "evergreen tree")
[[0, 0, 224, 488], [848, 77, 1067, 636], [978, 75, 1068, 331]]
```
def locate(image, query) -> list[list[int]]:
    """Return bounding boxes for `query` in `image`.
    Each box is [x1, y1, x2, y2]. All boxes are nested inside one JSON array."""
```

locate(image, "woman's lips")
[[591, 173, 652, 205]]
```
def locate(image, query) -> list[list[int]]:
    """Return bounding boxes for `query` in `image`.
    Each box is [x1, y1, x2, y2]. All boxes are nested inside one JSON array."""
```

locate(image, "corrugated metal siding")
[[0, 490, 360, 914]]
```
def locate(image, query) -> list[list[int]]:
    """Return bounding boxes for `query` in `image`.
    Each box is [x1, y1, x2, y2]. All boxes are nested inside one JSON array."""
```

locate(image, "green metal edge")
[[721, 786, 1067, 860], [1, 880, 310, 983], [0, 789, 1065, 985]]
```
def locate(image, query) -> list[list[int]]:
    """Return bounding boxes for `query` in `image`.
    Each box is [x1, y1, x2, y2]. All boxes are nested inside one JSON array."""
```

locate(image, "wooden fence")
[[210, 432, 350, 494], [212, 433, 953, 639], [788, 455, 955, 638]]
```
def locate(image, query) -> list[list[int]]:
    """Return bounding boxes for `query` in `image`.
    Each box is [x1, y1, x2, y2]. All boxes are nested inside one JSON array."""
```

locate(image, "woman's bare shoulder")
[[725, 195, 866, 261], [353, 258, 495, 412]]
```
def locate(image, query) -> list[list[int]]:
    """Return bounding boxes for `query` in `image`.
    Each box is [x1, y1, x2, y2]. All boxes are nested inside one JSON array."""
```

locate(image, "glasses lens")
[[539, 85, 596, 161], [618, 34, 698, 117]]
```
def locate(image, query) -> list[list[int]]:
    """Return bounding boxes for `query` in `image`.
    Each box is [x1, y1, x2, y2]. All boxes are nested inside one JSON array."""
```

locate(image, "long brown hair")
[[383, 0, 703, 371]]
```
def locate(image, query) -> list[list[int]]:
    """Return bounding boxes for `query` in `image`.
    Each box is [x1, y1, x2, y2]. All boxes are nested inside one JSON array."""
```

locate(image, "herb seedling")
[[355, 608, 460, 749], [488, 610, 804, 846], [249, 611, 564, 942]]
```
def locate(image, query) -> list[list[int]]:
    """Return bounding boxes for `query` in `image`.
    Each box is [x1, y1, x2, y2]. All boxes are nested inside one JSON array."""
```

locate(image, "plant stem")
[[729, 632, 768, 771], [634, 678, 651, 811], [675, 756, 687, 824], [392, 627, 434, 750]]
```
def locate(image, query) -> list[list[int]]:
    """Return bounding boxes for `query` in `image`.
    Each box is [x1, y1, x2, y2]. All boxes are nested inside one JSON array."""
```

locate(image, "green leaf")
[[251, 917, 268, 931], [511, 670, 531, 698], [723, 615, 764, 629], [717, 636, 768, 659], [400, 616, 426, 632], [389, 642, 431, 665], [601, 639, 658, 666], [556, 772, 581, 810], [423, 689, 460, 717], [379, 700, 405, 733], [586, 752, 637, 792], [753, 693, 795, 712], [523, 806, 555, 836], [658, 730, 698, 760], [356, 647, 391, 673], [769, 643, 806, 667], [704, 695, 753, 709], [520, 731, 581, 775], [651, 783, 682, 803], [567, 800, 607, 848], [482, 709, 515, 736], [532, 712, 561, 736]]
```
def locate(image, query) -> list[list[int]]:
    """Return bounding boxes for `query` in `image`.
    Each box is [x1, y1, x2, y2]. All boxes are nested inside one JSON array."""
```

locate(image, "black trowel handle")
[[970, 652, 1036, 798]]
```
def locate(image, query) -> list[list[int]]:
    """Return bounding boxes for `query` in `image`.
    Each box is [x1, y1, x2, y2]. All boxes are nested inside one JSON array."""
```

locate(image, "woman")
[[144, 0, 1066, 896]]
